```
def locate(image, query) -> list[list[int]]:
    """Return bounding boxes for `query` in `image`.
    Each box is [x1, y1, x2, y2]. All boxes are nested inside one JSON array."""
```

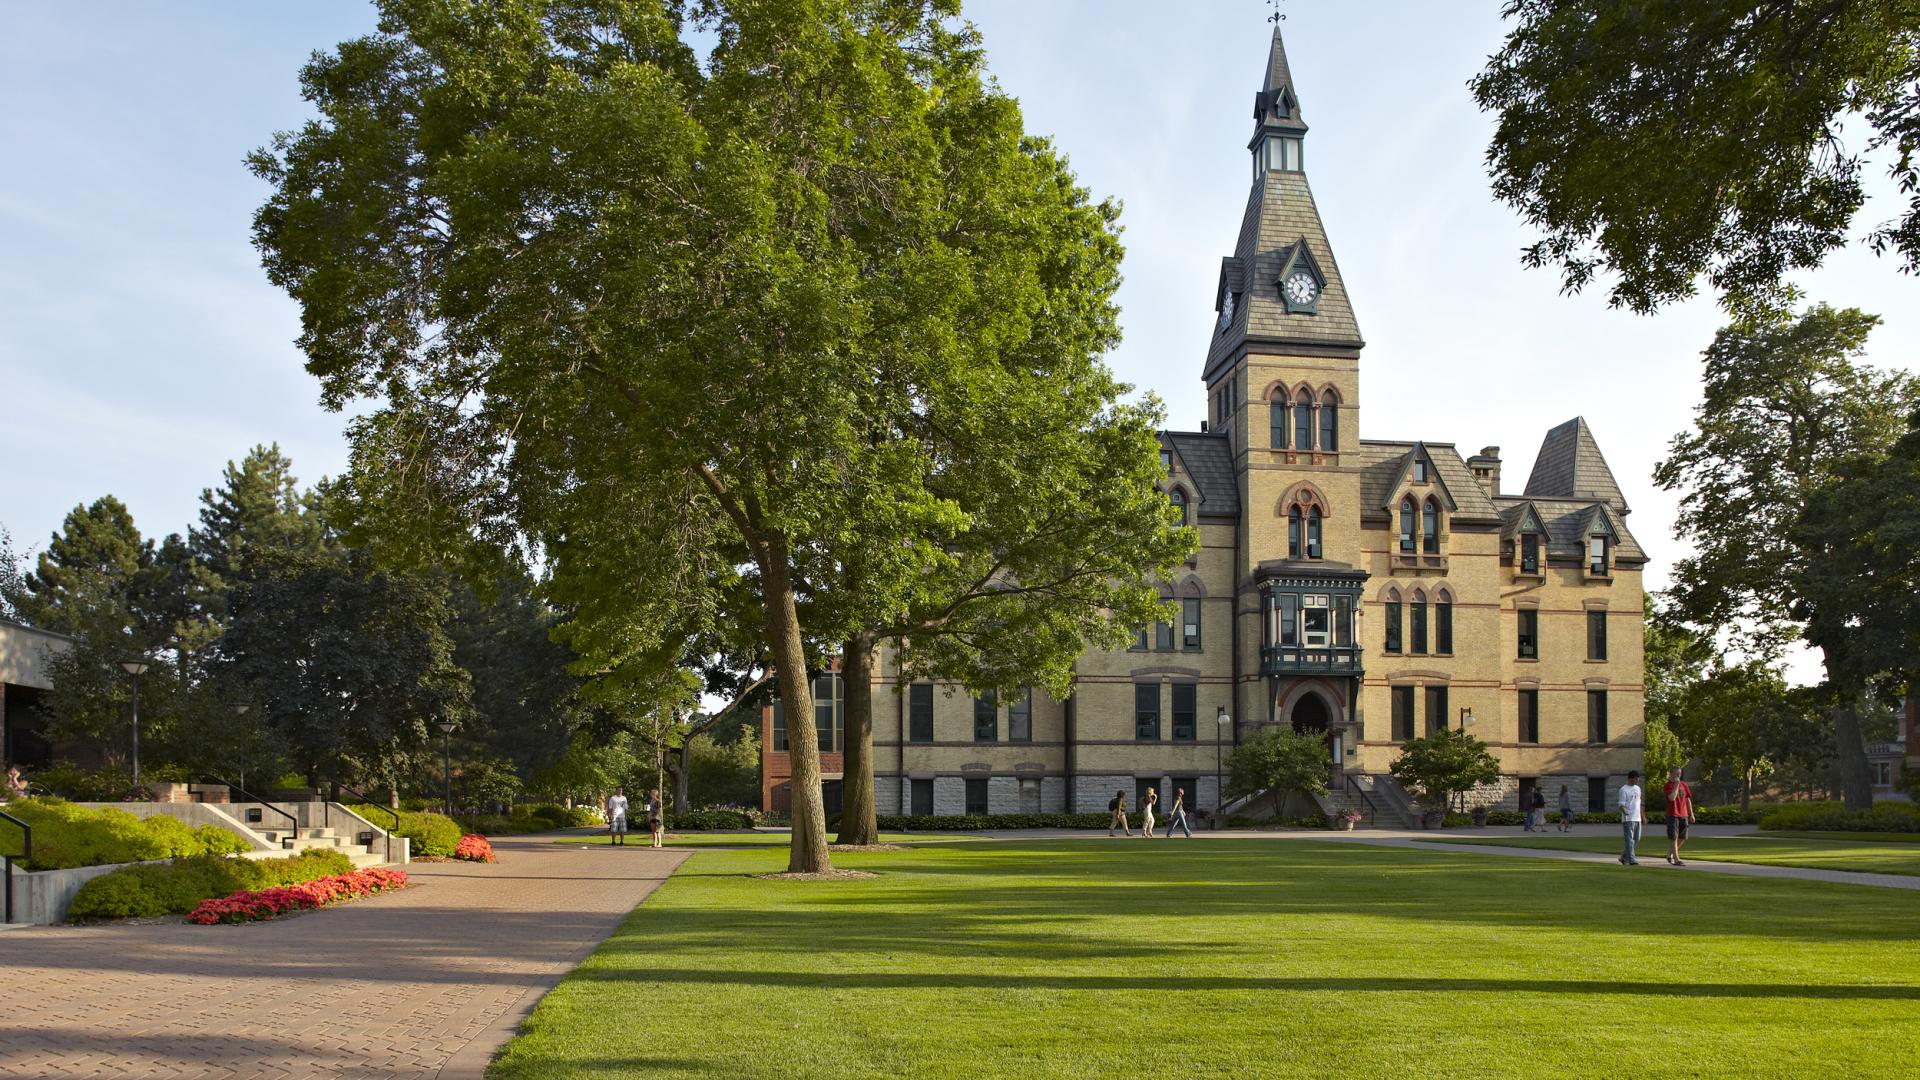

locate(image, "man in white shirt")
[[606, 787, 630, 846], [1616, 770, 1644, 866]]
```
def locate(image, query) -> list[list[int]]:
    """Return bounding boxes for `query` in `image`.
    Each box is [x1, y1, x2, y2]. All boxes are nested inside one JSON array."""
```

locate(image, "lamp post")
[[1215, 707, 1232, 829], [437, 719, 456, 816], [118, 659, 150, 791], [233, 705, 251, 791]]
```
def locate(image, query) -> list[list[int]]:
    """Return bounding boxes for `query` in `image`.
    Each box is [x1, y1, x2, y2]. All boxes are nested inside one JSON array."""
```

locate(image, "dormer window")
[[1422, 498, 1440, 554], [1159, 448, 1172, 471], [1588, 535, 1610, 576], [1520, 532, 1540, 574], [1169, 489, 1189, 527], [1399, 497, 1416, 554], [1413, 459, 1428, 483]]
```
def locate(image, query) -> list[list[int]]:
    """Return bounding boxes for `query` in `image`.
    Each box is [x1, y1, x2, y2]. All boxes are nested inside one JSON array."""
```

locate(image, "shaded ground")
[[0, 834, 685, 1079], [489, 839, 1920, 1080]]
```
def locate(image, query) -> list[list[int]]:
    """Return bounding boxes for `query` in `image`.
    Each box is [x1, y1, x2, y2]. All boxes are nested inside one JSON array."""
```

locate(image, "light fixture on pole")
[[233, 705, 251, 790], [437, 719, 457, 816], [1459, 706, 1475, 729], [1215, 707, 1232, 830], [118, 659, 151, 791]]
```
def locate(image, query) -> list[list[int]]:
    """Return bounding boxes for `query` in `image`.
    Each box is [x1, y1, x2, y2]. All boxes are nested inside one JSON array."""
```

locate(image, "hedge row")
[[68, 848, 355, 921], [1759, 801, 1920, 833], [870, 813, 1148, 831], [669, 809, 760, 831], [347, 807, 464, 857], [1, 798, 251, 870], [454, 802, 601, 836]]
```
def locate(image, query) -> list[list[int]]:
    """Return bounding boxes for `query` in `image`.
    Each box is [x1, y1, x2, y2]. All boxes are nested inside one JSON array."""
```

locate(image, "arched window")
[[1399, 497, 1416, 553], [1307, 507, 1322, 558], [1287, 506, 1303, 558], [1270, 396, 1288, 449], [1435, 587, 1454, 654], [1320, 390, 1338, 451], [1409, 588, 1429, 654], [1383, 589, 1404, 653], [1169, 489, 1188, 527], [1294, 389, 1313, 449], [1422, 497, 1440, 554]]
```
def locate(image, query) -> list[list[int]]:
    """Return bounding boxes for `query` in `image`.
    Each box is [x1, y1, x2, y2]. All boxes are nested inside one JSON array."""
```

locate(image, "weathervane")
[[1268, 0, 1286, 23]]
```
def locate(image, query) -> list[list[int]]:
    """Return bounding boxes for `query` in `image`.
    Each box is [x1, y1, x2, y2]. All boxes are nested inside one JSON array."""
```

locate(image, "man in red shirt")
[[1663, 768, 1695, 866]]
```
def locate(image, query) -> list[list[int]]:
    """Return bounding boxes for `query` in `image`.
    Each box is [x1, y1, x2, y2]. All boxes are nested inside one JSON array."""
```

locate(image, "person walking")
[[606, 786, 630, 846], [1141, 787, 1158, 838], [1556, 784, 1574, 833], [646, 789, 665, 849], [1662, 767, 1696, 866], [1107, 789, 1131, 837], [1616, 770, 1644, 865], [1528, 786, 1547, 832], [1163, 786, 1194, 838]]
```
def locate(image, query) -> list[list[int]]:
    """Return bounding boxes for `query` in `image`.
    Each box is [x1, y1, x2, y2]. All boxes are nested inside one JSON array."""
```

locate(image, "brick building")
[[762, 27, 1647, 820]]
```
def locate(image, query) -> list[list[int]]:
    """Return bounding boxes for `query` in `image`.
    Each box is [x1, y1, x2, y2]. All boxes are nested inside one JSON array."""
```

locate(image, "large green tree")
[[1224, 726, 1331, 820], [1655, 304, 1918, 808], [250, 0, 1143, 872], [1672, 660, 1825, 811], [1472, 0, 1920, 313]]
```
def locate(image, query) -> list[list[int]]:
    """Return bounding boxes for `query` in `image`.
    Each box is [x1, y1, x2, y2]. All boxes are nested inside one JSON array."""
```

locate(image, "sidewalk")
[[0, 833, 687, 1079]]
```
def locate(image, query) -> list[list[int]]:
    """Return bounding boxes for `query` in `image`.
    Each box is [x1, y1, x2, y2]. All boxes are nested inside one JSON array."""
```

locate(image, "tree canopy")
[[1472, 0, 1920, 312]]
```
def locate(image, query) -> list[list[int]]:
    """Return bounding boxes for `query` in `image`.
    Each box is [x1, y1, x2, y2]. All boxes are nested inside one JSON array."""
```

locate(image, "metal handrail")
[[2, 807, 29, 924], [1346, 781, 1379, 828], [210, 776, 301, 848], [330, 784, 399, 864]]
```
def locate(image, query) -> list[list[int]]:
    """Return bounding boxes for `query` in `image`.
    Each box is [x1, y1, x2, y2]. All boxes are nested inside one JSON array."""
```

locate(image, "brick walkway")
[[0, 834, 687, 1079]]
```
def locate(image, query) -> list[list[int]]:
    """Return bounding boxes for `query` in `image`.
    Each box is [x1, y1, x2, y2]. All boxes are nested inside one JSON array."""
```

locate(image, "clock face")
[[1218, 290, 1235, 329], [1284, 270, 1318, 307]]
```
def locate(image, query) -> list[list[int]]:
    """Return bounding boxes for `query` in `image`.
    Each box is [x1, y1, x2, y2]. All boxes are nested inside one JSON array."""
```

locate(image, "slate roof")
[[1258, 26, 1307, 132], [1163, 431, 1240, 519], [1353, 440, 1503, 523], [1496, 496, 1646, 565], [1523, 416, 1628, 512]]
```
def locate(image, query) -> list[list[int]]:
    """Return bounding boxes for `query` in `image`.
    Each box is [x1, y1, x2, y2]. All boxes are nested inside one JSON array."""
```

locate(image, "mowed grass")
[[487, 839, 1920, 1079], [550, 831, 954, 848], [1430, 834, 1920, 876]]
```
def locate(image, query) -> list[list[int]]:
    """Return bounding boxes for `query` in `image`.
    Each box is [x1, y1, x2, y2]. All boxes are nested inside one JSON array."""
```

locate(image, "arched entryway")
[[1290, 692, 1331, 734]]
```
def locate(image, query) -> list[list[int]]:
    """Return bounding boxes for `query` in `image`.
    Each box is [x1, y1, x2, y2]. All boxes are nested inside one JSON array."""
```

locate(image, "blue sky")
[[3, 2, 1914, 680]]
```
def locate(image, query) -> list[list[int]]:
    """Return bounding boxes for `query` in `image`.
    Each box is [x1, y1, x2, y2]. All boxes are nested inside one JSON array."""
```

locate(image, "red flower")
[[453, 834, 496, 863], [187, 869, 411, 925]]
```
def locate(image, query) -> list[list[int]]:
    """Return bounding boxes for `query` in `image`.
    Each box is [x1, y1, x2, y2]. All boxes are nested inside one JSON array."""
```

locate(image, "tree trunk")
[[760, 546, 832, 873], [1739, 767, 1751, 815], [674, 741, 692, 816], [1832, 703, 1874, 811], [836, 636, 879, 846]]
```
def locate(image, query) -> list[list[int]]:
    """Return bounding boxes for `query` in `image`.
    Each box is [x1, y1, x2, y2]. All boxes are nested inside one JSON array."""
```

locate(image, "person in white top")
[[1615, 770, 1644, 866], [606, 787, 630, 846]]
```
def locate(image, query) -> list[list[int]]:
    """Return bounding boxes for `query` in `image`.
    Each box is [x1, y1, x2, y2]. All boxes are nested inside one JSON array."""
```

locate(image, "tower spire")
[[1250, 23, 1307, 175]]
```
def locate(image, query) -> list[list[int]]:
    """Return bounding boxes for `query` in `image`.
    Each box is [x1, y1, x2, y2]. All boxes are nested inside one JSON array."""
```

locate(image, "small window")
[[974, 691, 997, 742], [1008, 689, 1032, 743], [1170, 489, 1188, 527], [1424, 685, 1448, 736], [910, 778, 933, 816], [1399, 498, 1416, 553], [1135, 683, 1161, 741], [1589, 535, 1609, 575], [1320, 392, 1338, 452], [1271, 399, 1288, 449], [1288, 506, 1303, 558], [1520, 533, 1540, 574], [1518, 689, 1539, 743], [771, 697, 788, 751], [1413, 459, 1428, 483], [1335, 594, 1354, 648], [1518, 608, 1538, 659], [1159, 448, 1172, 471], [1280, 593, 1299, 646], [1391, 686, 1415, 741], [964, 778, 989, 816], [1302, 593, 1330, 647], [1294, 389, 1313, 448], [814, 674, 840, 753], [909, 683, 934, 743], [1587, 610, 1608, 661], [1156, 619, 1174, 651], [1422, 498, 1440, 554], [1130, 625, 1148, 651], [1435, 601, 1453, 654], [1171, 683, 1197, 741], [1385, 601, 1403, 653], [1588, 690, 1609, 743], [1183, 598, 1202, 650], [1306, 508, 1322, 558], [1410, 601, 1428, 655]]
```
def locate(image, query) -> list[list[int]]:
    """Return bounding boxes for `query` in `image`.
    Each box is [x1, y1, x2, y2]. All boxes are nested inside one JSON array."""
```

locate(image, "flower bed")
[[454, 834, 495, 862], [187, 868, 408, 924]]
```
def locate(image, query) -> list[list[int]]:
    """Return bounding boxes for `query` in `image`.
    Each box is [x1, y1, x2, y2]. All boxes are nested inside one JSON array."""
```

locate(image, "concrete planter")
[[6, 859, 171, 926]]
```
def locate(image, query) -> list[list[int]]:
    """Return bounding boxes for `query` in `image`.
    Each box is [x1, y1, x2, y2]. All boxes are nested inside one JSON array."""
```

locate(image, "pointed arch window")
[[1399, 498, 1416, 553], [1422, 498, 1440, 554], [1384, 594, 1404, 654], [1294, 389, 1313, 449], [1410, 592, 1429, 655], [1169, 489, 1188, 527], [1287, 506, 1303, 558], [1435, 591, 1454, 654], [1320, 391, 1338, 452], [1306, 507, 1322, 559], [1270, 396, 1288, 449]]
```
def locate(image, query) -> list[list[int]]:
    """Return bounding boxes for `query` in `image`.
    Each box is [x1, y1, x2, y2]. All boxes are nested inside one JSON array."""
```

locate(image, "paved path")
[[1346, 833, 1920, 890], [0, 834, 687, 1080]]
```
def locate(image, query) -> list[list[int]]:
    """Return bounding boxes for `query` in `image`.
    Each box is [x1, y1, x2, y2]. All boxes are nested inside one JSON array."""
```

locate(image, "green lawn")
[[1428, 834, 1920, 877], [488, 839, 1919, 1079], [1761, 830, 1920, 844], [549, 831, 955, 848]]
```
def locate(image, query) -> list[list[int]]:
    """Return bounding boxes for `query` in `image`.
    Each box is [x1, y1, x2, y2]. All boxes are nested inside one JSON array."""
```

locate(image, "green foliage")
[[455, 757, 525, 810], [194, 824, 250, 855], [1759, 801, 1920, 833], [684, 730, 761, 811], [66, 849, 354, 921], [1223, 726, 1331, 818], [669, 808, 759, 830], [0, 798, 253, 870], [391, 811, 462, 858], [1471, 0, 1920, 313], [1644, 718, 1688, 786], [1671, 662, 1827, 793], [523, 803, 599, 829], [871, 813, 1173, 831], [1389, 729, 1502, 813]]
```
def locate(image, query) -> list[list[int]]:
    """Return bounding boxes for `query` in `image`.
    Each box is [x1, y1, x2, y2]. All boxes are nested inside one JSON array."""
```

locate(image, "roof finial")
[[1268, 0, 1286, 24]]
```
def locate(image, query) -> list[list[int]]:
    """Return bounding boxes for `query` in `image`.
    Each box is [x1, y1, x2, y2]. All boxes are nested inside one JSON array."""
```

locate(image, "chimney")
[[1467, 446, 1501, 498], [1200, 421, 1210, 434]]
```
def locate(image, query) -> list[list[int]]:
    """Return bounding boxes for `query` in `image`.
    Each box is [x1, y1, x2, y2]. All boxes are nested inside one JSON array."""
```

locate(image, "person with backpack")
[[1107, 789, 1131, 837], [1527, 786, 1547, 832], [1163, 786, 1194, 838]]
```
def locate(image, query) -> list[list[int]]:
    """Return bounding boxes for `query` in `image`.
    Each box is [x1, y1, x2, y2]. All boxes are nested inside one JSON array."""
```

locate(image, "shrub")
[[668, 808, 758, 831], [871, 812, 1188, 831], [187, 868, 408, 925], [0, 798, 256, 870], [67, 849, 355, 921], [195, 824, 251, 855], [392, 811, 462, 857], [522, 803, 598, 828], [1483, 810, 1526, 826], [453, 813, 518, 836], [454, 834, 496, 862], [1759, 800, 1920, 833]]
